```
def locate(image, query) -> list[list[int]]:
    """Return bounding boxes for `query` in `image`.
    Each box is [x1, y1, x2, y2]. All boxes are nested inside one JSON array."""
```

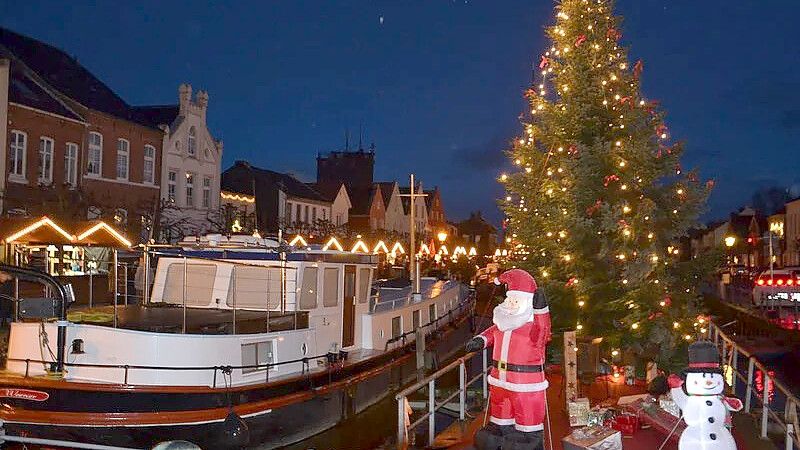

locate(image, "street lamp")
[[437, 231, 448, 243], [724, 236, 736, 248]]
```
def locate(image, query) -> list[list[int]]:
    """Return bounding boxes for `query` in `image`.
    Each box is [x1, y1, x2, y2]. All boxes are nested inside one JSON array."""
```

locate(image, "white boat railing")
[[395, 347, 491, 449], [708, 320, 799, 449]]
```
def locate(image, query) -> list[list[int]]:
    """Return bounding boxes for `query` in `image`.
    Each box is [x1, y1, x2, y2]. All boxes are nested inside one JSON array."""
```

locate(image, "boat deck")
[[441, 370, 771, 450], [65, 305, 308, 334]]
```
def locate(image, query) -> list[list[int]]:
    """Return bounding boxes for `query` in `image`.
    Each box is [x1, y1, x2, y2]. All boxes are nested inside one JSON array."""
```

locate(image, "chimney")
[[196, 90, 209, 118], [179, 83, 192, 113]]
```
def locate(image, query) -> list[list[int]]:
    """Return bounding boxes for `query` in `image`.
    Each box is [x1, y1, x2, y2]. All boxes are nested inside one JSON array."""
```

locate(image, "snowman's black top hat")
[[686, 340, 722, 374]]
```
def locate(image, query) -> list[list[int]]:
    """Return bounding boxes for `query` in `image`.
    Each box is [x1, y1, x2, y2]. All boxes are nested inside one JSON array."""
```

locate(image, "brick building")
[[0, 27, 164, 239]]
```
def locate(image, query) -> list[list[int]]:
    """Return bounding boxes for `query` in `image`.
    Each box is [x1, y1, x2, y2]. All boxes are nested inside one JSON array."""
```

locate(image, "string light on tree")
[[500, 0, 713, 371]]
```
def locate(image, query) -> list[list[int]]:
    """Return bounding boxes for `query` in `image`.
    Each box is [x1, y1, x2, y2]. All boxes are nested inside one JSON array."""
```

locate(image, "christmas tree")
[[501, 0, 717, 368]]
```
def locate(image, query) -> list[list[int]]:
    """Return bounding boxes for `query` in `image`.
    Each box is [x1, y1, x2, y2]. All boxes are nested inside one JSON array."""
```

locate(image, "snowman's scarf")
[[492, 302, 534, 331]]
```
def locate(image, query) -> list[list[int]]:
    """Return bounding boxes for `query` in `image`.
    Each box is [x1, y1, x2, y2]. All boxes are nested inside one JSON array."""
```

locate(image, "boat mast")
[[402, 174, 427, 298]]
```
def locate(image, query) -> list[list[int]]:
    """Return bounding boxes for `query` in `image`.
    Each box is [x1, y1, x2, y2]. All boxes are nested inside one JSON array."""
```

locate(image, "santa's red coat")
[[478, 307, 551, 392]]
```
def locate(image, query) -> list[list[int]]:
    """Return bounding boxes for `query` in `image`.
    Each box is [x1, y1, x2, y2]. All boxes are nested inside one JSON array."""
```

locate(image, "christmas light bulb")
[[611, 350, 619, 356], [519, 139, 525, 145], [526, 167, 533, 173], [615, 141, 622, 146], [622, 279, 628, 284], [578, 300, 585, 307], [651, 255, 658, 262], [660, 133, 667, 139], [660, 301, 666, 307], [557, 167, 564, 173], [677, 188, 684, 195], [576, 324, 583, 330], [623, 205, 631, 213], [631, 323, 639, 330], [684, 334, 692, 341], [563, 254, 572, 261], [542, 270, 549, 277], [619, 161, 626, 167], [673, 322, 680, 329], [623, 229, 630, 236], [500, 174, 508, 181], [620, 184, 627, 190], [506, 196, 512, 201]]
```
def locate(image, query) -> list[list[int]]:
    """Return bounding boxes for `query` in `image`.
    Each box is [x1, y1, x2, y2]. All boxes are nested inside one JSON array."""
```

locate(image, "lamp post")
[[724, 236, 736, 302]]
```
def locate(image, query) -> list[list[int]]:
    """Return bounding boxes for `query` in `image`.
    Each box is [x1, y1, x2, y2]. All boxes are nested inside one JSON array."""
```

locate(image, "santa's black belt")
[[492, 360, 543, 373]]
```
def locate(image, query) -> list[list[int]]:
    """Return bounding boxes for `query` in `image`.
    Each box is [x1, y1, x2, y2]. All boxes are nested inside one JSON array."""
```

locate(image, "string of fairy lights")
[[498, 0, 711, 344]]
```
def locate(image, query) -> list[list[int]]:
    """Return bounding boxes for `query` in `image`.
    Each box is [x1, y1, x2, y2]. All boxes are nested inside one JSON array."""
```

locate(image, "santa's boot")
[[474, 423, 513, 450], [501, 430, 544, 450]]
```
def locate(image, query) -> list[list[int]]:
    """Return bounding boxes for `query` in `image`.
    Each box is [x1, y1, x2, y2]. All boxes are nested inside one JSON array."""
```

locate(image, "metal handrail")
[[384, 295, 474, 351], [709, 321, 799, 448], [395, 347, 491, 449], [9, 292, 475, 387]]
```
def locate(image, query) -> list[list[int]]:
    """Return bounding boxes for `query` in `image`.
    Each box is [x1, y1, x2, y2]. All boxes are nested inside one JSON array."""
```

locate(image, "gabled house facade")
[[0, 27, 164, 240], [309, 182, 351, 228], [222, 161, 332, 235], [377, 181, 405, 235], [400, 182, 429, 238], [133, 83, 223, 238], [457, 211, 497, 256], [425, 187, 447, 235]]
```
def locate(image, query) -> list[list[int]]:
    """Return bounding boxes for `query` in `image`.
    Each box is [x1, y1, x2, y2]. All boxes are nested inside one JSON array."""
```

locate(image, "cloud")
[[452, 134, 510, 173]]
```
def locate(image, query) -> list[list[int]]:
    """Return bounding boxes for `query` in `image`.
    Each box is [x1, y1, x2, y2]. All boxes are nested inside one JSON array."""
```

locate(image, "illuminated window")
[[185, 173, 194, 207], [38, 137, 54, 184], [167, 170, 177, 202], [64, 143, 78, 187], [116, 139, 129, 180], [202, 176, 211, 208], [87, 132, 102, 176], [187, 126, 196, 156], [143, 145, 155, 184], [9, 130, 26, 180]]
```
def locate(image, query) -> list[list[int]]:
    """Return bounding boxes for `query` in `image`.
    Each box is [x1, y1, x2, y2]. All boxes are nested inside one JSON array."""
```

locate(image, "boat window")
[[344, 269, 355, 298], [241, 341, 274, 374], [299, 267, 318, 309], [429, 304, 436, 322], [391, 316, 401, 338], [227, 266, 281, 310], [162, 263, 217, 306], [323, 267, 339, 307], [358, 268, 370, 303], [412, 310, 420, 330]]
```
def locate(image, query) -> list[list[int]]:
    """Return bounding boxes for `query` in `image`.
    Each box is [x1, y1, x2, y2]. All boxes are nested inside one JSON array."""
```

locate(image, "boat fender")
[[222, 411, 250, 448], [151, 441, 202, 450]]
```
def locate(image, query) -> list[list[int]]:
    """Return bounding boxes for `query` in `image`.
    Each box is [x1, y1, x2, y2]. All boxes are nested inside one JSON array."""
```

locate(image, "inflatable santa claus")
[[466, 269, 551, 450]]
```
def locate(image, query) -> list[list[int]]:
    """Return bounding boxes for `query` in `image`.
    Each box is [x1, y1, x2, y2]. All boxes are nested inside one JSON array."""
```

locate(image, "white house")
[[400, 181, 429, 237], [311, 182, 351, 227], [133, 84, 222, 238], [377, 182, 406, 235]]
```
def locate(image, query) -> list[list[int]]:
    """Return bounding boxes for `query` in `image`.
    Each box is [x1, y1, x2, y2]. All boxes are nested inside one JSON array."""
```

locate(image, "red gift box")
[[610, 413, 639, 436]]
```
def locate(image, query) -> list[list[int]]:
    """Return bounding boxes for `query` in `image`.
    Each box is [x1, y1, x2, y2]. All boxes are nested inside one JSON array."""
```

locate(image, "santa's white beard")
[[493, 302, 534, 331]]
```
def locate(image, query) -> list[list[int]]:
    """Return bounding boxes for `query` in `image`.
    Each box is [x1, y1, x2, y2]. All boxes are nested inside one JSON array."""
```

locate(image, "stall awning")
[[1, 216, 132, 247]]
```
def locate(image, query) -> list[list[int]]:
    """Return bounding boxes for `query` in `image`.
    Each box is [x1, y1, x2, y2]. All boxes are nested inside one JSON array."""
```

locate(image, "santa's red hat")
[[495, 269, 537, 300]]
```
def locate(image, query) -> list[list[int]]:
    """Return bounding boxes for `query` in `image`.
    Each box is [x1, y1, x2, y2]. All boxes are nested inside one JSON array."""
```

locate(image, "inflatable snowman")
[[668, 341, 742, 450]]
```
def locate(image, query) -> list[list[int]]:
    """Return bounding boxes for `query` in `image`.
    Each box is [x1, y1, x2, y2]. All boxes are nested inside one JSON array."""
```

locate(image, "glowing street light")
[[437, 231, 448, 243], [724, 236, 736, 248]]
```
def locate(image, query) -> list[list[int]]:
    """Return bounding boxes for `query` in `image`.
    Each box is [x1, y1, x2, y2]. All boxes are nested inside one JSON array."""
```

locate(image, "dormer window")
[[188, 126, 197, 156]]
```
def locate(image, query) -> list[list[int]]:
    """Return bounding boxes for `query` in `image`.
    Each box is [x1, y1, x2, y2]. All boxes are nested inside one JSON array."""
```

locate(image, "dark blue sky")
[[2, 1, 798, 225]]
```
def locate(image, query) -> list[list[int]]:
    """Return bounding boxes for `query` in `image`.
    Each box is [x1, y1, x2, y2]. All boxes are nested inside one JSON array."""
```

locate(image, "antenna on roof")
[[344, 128, 350, 151], [358, 122, 363, 150]]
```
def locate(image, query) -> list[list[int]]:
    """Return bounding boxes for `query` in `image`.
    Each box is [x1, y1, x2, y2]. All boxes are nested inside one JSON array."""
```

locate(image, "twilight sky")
[[2, 1, 798, 225]]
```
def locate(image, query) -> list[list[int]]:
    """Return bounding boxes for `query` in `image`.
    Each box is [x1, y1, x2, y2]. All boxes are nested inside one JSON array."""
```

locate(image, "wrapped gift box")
[[609, 412, 639, 436], [659, 393, 680, 418], [562, 426, 622, 450], [568, 398, 591, 427]]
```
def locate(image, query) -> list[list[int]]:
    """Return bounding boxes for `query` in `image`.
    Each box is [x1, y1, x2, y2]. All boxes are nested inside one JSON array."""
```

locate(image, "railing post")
[[428, 379, 435, 447], [459, 359, 466, 421], [763, 371, 770, 439], [482, 347, 488, 400], [786, 423, 794, 450], [113, 249, 118, 328], [182, 256, 188, 334], [397, 396, 405, 449], [731, 347, 738, 396], [123, 262, 128, 306], [746, 357, 755, 413]]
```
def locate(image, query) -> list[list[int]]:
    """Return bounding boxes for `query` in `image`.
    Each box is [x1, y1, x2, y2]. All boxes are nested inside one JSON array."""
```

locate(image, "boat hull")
[[0, 312, 478, 449]]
